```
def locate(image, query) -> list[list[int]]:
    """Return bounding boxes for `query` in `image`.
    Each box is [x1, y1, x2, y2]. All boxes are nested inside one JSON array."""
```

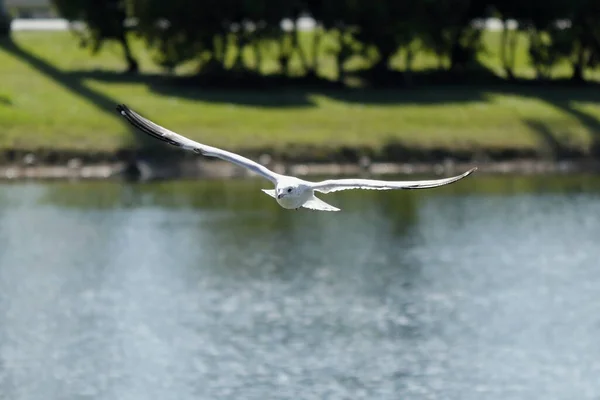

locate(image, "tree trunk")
[[213, 35, 225, 65], [437, 49, 445, 69], [252, 39, 262, 73], [0, 0, 11, 38], [118, 31, 139, 73], [278, 34, 291, 76], [292, 19, 309, 73], [571, 41, 586, 82], [507, 28, 517, 78], [333, 30, 343, 81], [500, 20, 515, 79], [310, 27, 322, 76], [404, 44, 414, 86], [449, 1, 476, 71], [449, 29, 463, 71], [230, 34, 245, 71]]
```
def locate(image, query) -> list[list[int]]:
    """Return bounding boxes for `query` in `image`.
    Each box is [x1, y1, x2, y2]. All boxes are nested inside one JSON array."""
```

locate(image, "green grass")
[[0, 30, 600, 158]]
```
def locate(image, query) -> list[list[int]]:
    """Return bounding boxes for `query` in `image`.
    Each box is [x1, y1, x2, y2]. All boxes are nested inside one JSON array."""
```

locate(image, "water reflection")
[[0, 174, 599, 399]]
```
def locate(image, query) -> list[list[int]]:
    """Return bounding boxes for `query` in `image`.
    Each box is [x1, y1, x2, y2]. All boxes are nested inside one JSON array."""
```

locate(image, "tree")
[[353, 0, 418, 74], [51, 0, 139, 73], [548, 0, 600, 81], [494, 1, 524, 79], [509, 0, 600, 81], [416, 0, 488, 72], [131, 0, 232, 72], [59, 0, 599, 85]]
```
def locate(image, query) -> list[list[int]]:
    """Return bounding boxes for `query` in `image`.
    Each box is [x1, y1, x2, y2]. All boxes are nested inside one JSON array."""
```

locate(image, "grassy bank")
[[1, 31, 600, 163]]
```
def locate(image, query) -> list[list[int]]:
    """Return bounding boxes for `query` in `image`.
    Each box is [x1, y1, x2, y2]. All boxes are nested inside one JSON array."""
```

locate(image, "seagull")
[[116, 104, 476, 212]]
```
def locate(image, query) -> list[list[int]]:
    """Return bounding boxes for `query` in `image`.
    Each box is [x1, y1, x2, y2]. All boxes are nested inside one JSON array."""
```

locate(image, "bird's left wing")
[[116, 104, 281, 184], [309, 167, 476, 193]]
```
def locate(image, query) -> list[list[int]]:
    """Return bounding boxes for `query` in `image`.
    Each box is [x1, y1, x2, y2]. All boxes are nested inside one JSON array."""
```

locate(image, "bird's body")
[[272, 178, 313, 209], [116, 104, 477, 212]]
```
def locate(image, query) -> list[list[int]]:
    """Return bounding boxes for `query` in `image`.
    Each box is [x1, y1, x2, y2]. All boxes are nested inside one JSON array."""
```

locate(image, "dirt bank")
[[1, 153, 597, 182]]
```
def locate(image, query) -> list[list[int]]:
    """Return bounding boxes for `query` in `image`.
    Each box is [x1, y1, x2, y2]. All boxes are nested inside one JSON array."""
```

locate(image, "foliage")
[[49, 0, 600, 82], [51, 0, 139, 72]]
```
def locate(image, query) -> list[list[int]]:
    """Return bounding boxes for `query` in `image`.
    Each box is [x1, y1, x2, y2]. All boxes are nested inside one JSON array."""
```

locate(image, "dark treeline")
[[50, 0, 600, 84]]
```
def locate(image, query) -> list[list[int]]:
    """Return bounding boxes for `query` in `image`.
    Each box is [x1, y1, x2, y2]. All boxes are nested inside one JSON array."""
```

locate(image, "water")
[[1, 174, 600, 400]]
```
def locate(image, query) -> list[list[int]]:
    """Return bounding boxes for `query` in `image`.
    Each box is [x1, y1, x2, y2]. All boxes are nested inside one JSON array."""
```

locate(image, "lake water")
[[1, 174, 600, 400]]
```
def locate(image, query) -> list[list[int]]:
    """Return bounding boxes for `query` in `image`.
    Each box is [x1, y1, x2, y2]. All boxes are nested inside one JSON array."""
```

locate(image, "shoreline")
[[1, 157, 598, 182]]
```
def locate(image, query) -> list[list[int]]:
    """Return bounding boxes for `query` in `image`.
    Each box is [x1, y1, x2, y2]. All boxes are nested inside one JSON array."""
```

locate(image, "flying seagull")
[[116, 104, 476, 212]]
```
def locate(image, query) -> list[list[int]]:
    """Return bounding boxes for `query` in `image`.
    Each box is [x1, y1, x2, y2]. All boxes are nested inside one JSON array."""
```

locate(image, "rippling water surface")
[[1, 174, 600, 400]]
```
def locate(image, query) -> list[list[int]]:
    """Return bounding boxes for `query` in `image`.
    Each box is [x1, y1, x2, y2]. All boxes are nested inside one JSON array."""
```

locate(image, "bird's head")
[[276, 185, 299, 199]]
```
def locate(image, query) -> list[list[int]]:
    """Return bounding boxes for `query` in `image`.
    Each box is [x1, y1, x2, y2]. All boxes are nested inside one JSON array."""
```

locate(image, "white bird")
[[116, 104, 477, 212]]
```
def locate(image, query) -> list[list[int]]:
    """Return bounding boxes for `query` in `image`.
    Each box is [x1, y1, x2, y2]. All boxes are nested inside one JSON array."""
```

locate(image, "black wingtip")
[[115, 103, 185, 148], [116, 104, 128, 115]]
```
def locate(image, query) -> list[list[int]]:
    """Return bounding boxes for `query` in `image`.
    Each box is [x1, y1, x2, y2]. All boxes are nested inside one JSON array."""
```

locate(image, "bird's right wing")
[[116, 104, 281, 184]]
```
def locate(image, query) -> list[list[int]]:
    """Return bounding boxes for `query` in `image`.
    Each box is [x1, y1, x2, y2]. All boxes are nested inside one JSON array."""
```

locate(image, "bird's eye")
[[287, 188, 292, 193]]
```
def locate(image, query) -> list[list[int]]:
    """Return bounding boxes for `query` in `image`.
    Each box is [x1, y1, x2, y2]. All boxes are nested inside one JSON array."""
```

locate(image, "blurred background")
[[1, 1, 600, 399]]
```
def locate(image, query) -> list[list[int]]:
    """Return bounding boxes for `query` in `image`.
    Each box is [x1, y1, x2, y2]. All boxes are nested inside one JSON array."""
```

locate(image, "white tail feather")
[[302, 195, 340, 212], [262, 189, 276, 198]]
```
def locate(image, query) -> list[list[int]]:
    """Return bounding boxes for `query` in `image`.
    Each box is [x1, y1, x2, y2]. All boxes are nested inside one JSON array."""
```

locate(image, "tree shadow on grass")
[[522, 119, 587, 159], [34, 64, 600, 162], [0, 95, 12, 106], [499, 84, 600, 159], [67, 68, 326, 108], [0, 39, 163, 154], [552, 97, 600, 157], [67, 68, 492, 108], [70, 67, 600, 112]]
